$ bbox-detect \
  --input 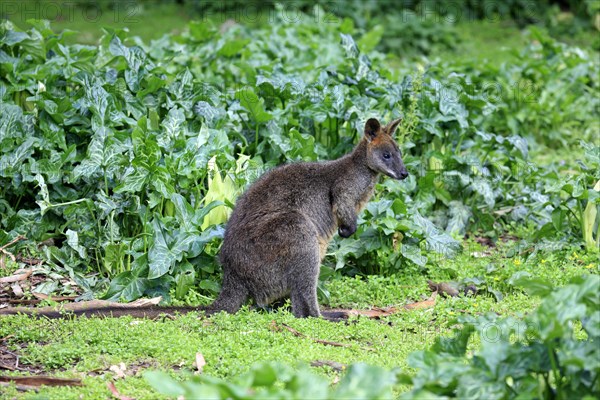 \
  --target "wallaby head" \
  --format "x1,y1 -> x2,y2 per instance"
363,118 -> 408,180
